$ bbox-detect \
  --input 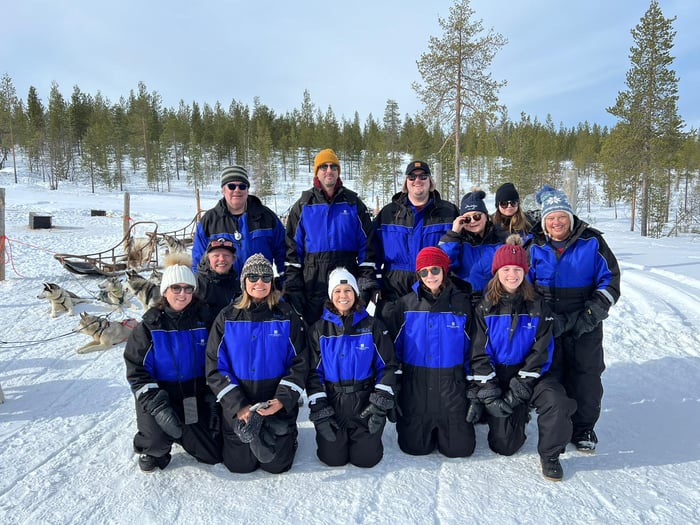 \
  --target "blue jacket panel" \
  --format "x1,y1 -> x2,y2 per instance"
192,196 -> 285,278
480,313 -> 552,371
146,327 -> 209,382
293,200 -> 368,259
528,219 -> 621,313
397,309 -> 469,371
